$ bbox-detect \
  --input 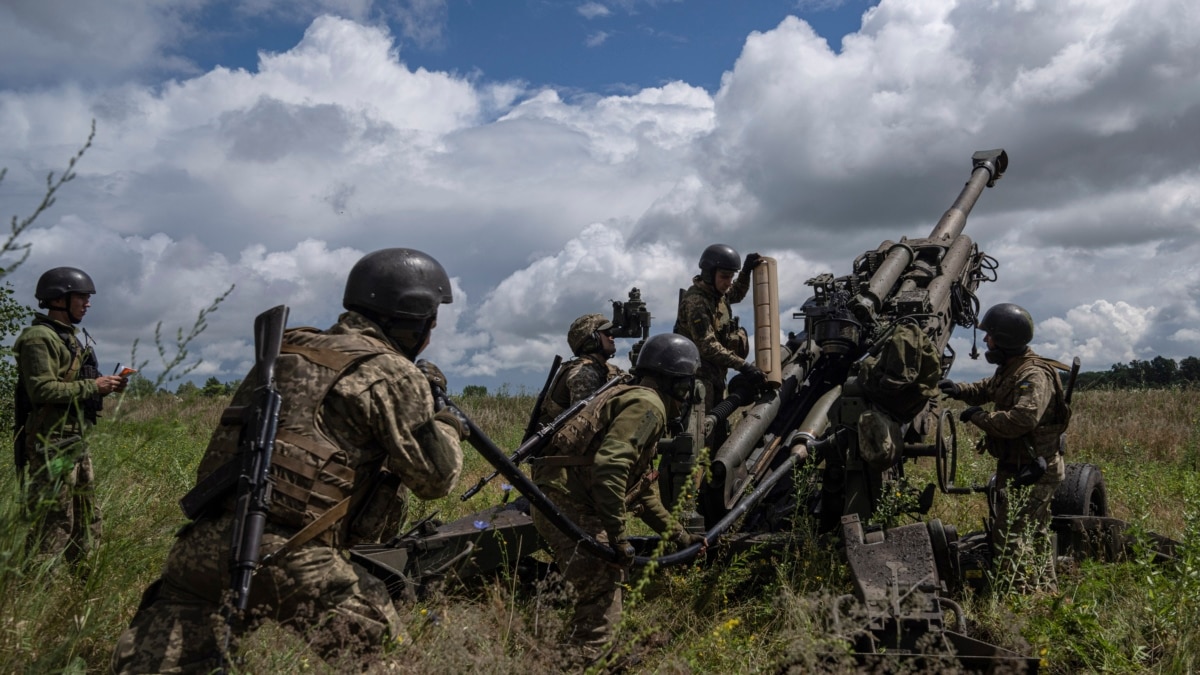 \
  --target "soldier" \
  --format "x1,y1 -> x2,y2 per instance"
112,248 -> 466,672
537,313 -> 624,425
674,245 -> 767,443
530,332 -> 706,665
13,266 -> 127,563
938,303 -> 1070,588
